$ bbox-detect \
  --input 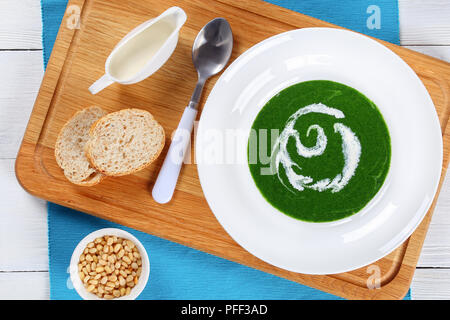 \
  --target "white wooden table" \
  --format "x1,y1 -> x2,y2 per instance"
0,0 -> 449,300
